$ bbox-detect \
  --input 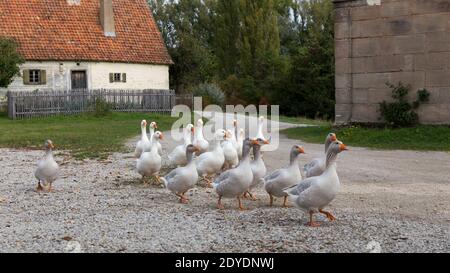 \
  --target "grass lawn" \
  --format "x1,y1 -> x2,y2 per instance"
277,115 -> 331,126
282,123 -> 450,151
0,112 -> 178,159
